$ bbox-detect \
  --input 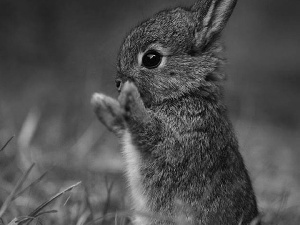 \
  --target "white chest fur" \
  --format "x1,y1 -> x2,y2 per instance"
122,130 -> 149,224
